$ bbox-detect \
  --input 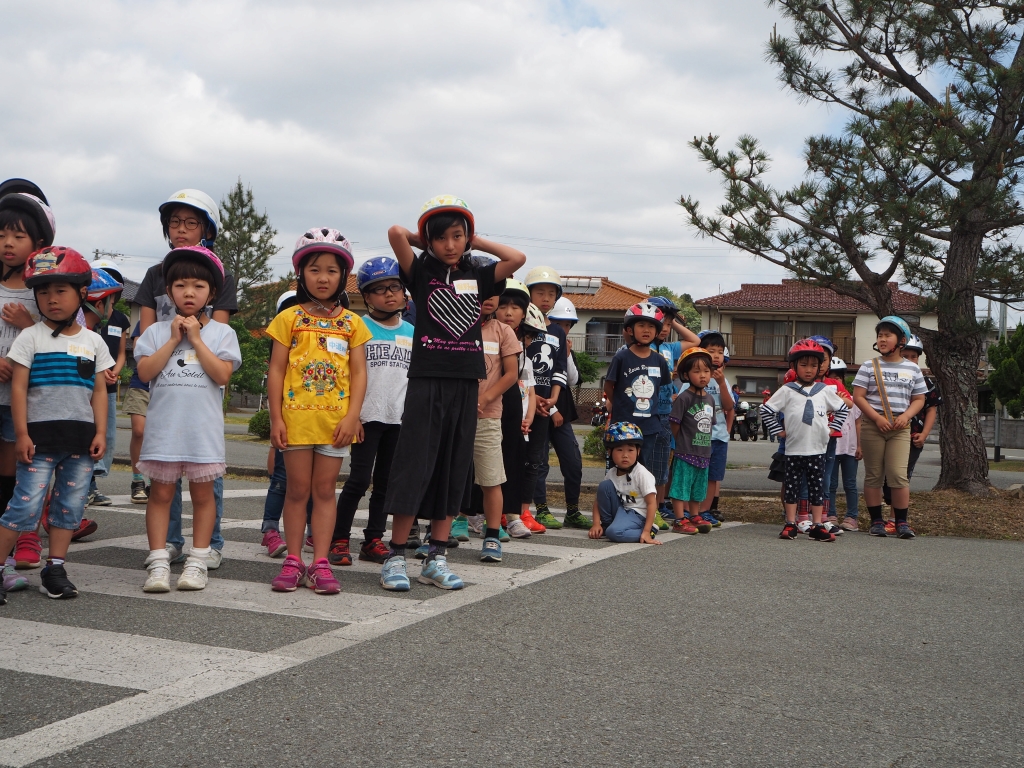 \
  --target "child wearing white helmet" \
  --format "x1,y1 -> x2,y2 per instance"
135,189 -> 240,572
376,196 -> 525,592
851,316 -> 928,538
523,266 -> 590,530
266,228 -> 370,595
532,293 -> 587,531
